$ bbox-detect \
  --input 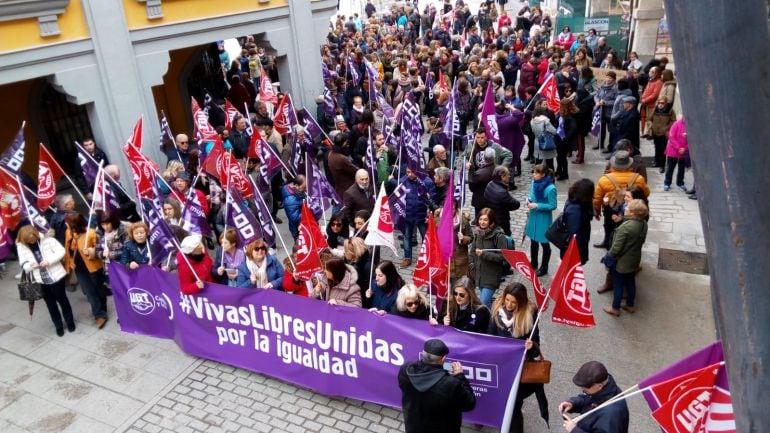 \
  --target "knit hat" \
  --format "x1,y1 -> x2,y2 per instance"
623,96 -> 637,104
180,235 -> 202,254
